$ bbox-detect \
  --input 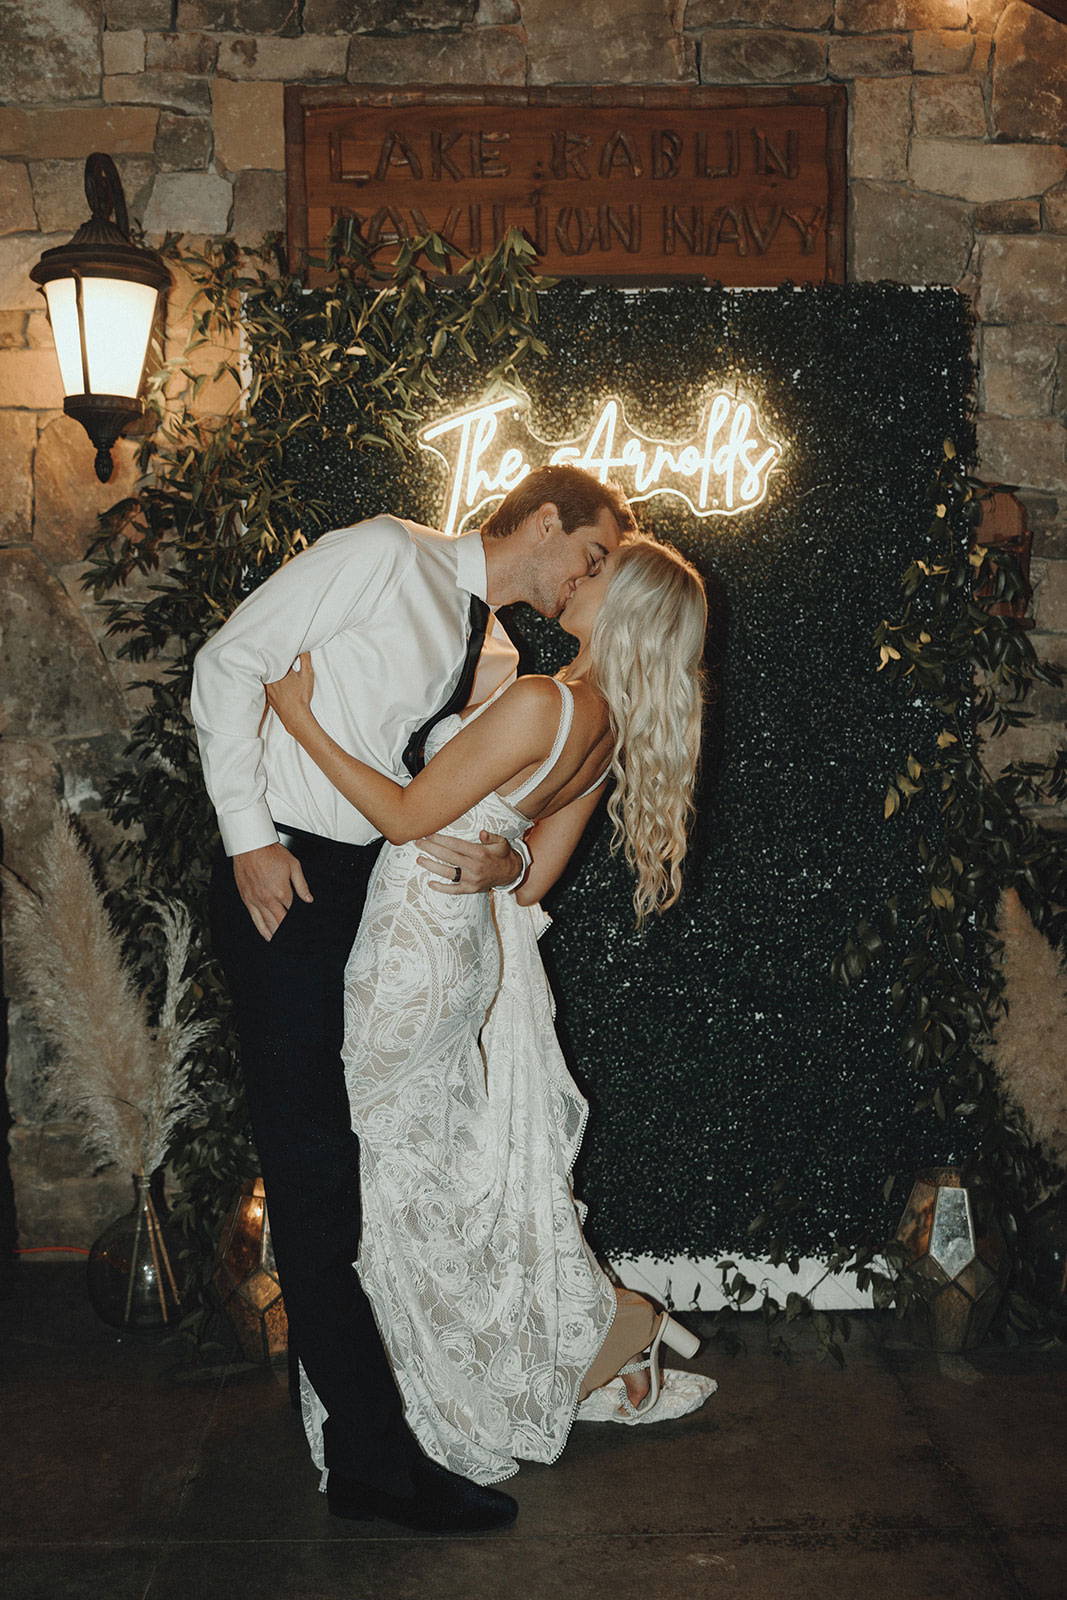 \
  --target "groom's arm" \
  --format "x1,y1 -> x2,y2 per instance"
191,520 -> 413,857
193,521 -> 414,939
